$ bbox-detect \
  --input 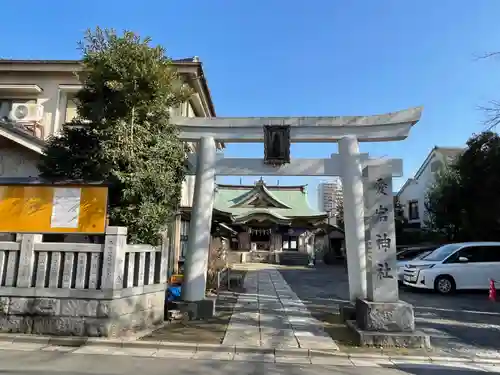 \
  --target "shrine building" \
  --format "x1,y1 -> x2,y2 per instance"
193,178 -> 344,264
